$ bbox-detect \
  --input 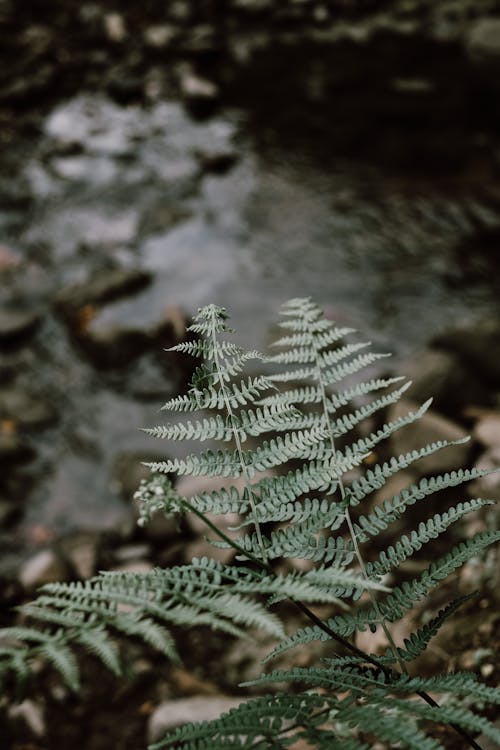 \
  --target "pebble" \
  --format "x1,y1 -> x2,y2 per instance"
148,696 -> 243,743
19,548 -> 68,590
55,266 -> 151,320
8,699 -> 46,738
473,412 -> 500,448
144,25 -> 177,49
59,533 -> 99,579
